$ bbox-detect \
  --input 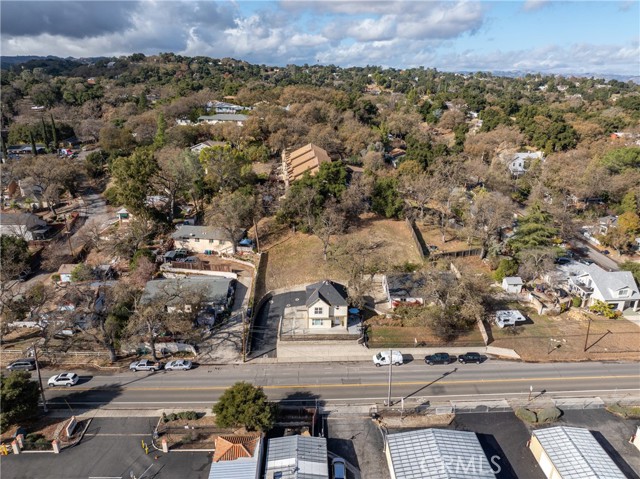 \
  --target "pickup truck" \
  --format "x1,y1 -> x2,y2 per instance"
129,359 -> 163,371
